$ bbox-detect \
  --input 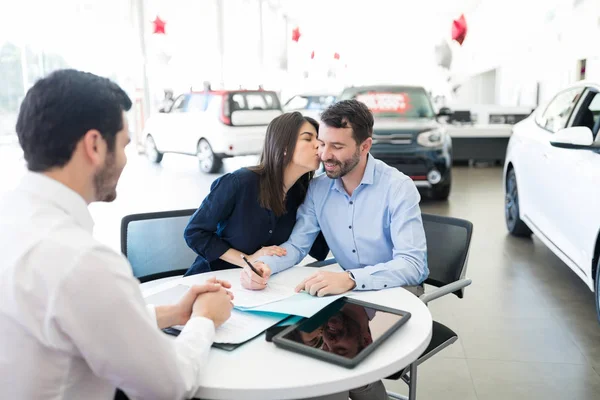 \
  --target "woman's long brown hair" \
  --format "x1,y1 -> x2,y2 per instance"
249,112 -> 319,216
